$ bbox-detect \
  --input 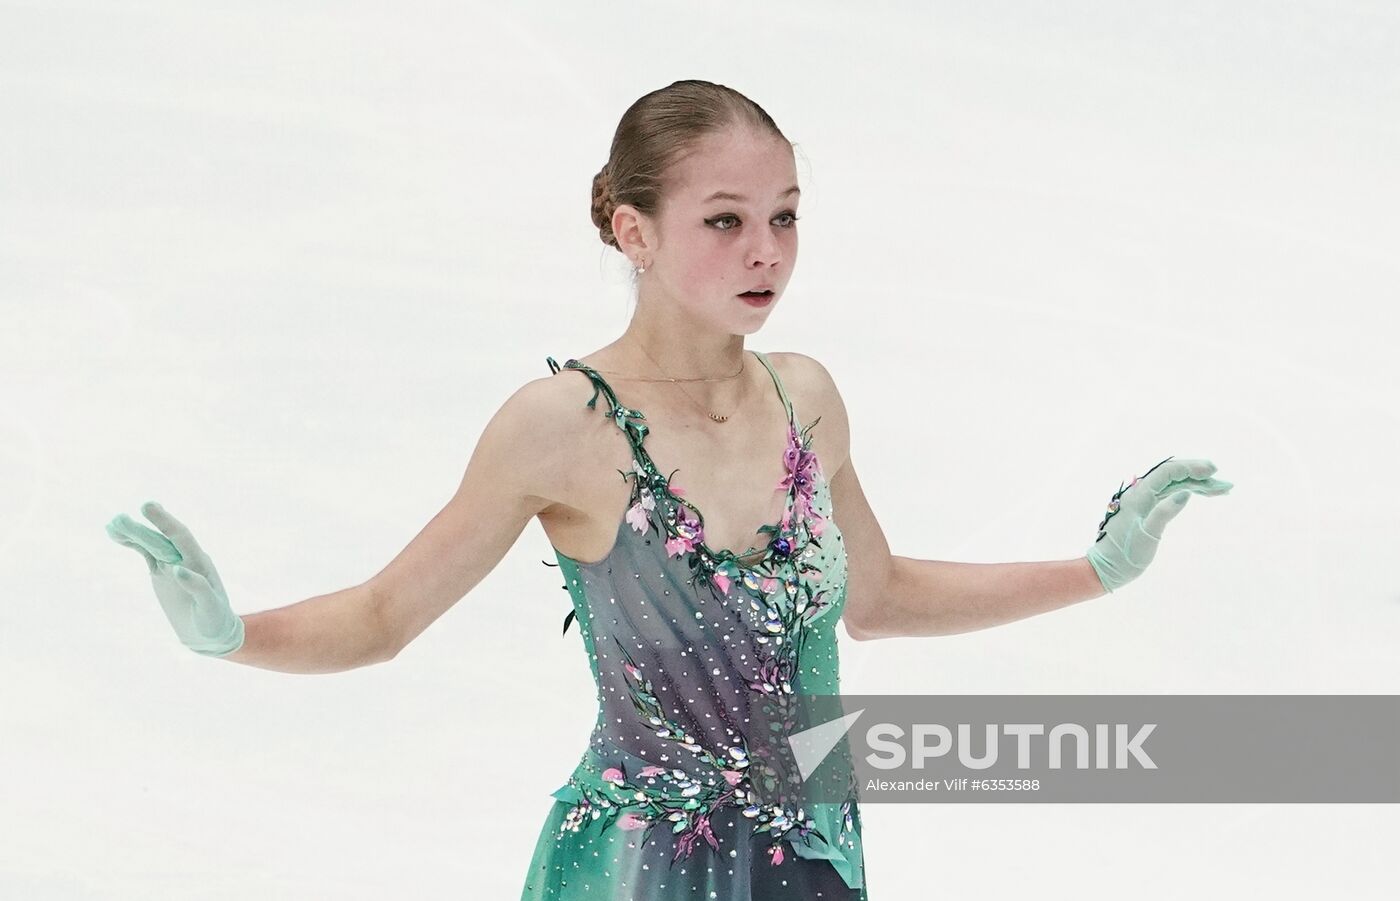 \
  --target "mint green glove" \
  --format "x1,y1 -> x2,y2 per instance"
105,501 -> 245,657
1085,456 -> 1233,593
